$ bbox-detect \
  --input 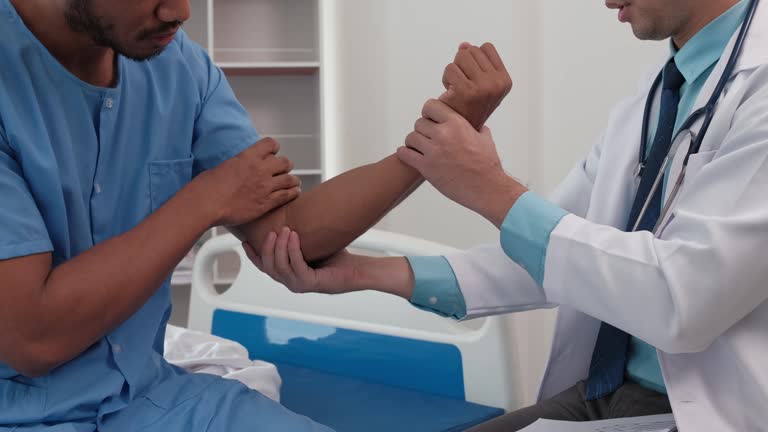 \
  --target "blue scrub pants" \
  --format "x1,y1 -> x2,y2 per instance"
5,374 -> 334,432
